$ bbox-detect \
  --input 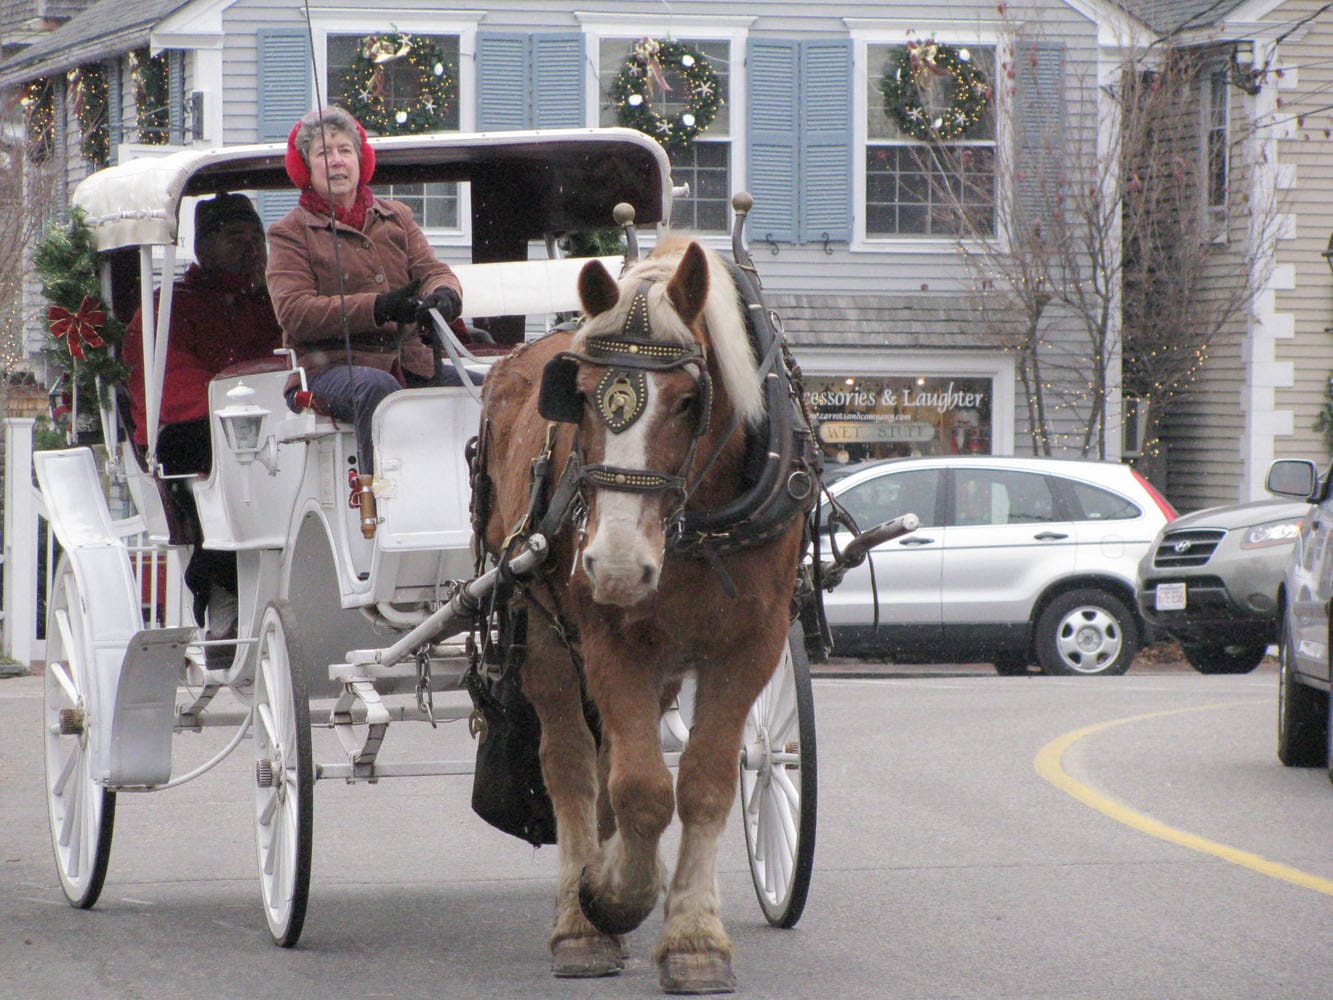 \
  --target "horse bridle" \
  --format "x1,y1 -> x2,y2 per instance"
537,283 -> 714,518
